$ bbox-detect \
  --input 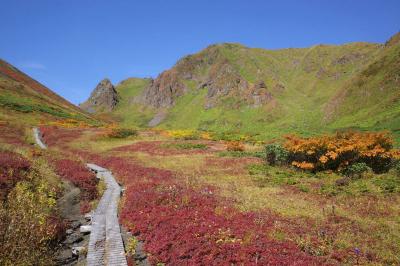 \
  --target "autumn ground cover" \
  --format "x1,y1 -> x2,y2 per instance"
38,126 -> 400,265
0,123 -> 66,265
